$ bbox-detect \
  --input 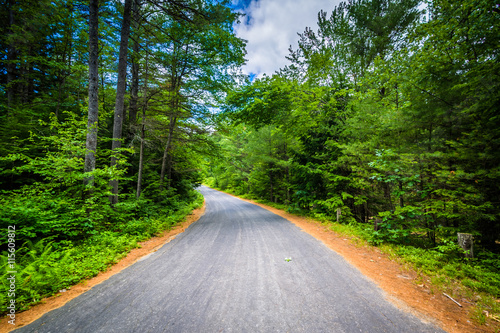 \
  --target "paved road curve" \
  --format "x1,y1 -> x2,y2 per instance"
14,186 -> 444,333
